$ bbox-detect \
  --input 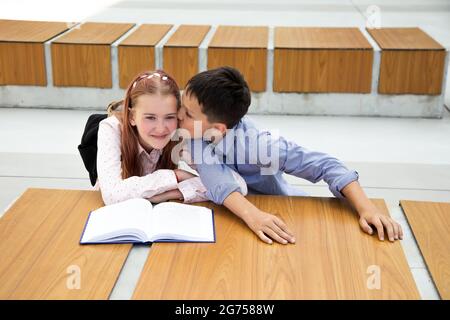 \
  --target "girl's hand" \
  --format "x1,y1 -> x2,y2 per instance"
148,189 -> 183,203
244,210 -> 296,245
358,209 -> 404,242
174,169 -> 196,182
